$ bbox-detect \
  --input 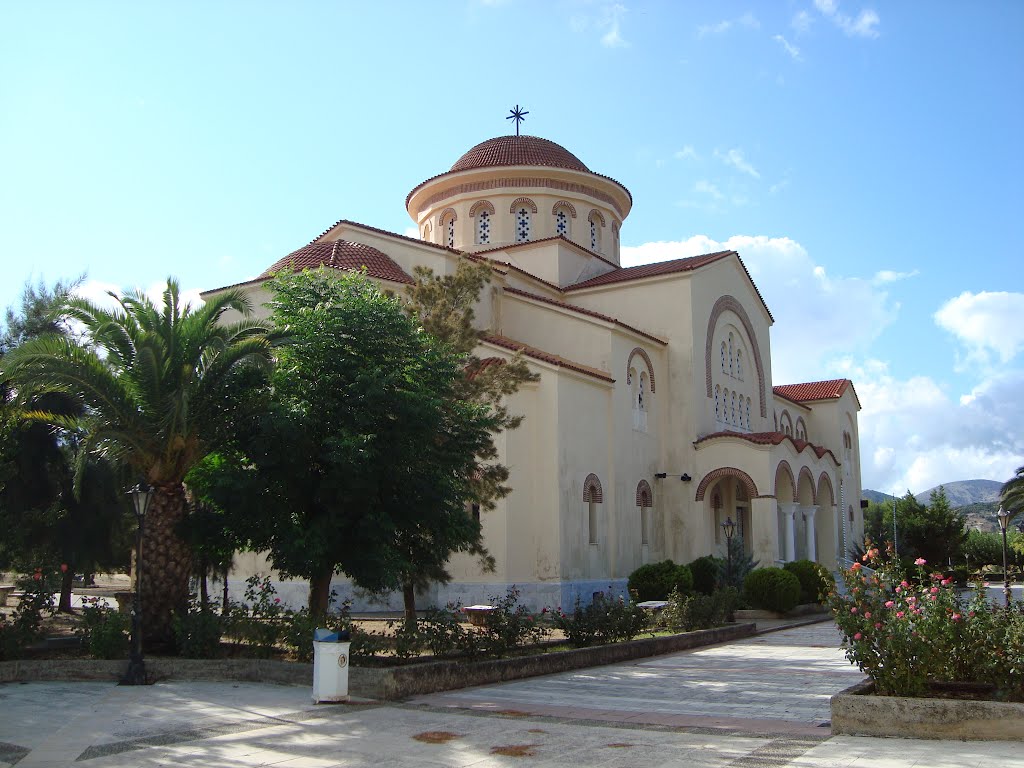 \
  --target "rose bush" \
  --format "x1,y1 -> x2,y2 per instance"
830,546 -> 1024,700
